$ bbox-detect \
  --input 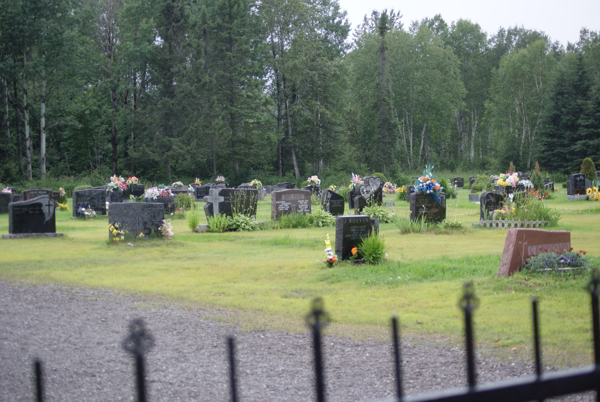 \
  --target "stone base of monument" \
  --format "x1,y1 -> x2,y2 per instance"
474,220 -> 549,229
3,233 -> 64,239
568,195 -> 589,200
196,224 -> 209,233
468,193 -> 480,202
